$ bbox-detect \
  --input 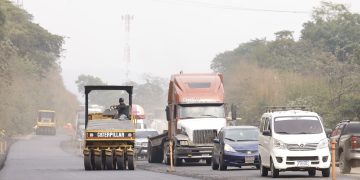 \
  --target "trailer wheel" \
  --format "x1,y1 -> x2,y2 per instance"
106,151 -> 115,170
84,151 -> 94,170
117,154 -> 126,170
127,155 -> 135,170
